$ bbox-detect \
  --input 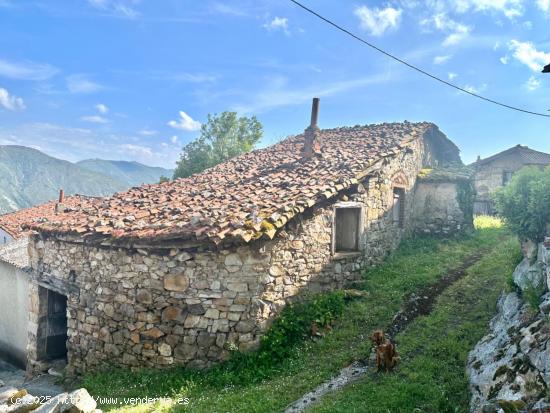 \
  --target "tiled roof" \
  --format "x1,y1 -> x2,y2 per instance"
0,196 -> 92,239
25,122 -> 438,245
474,145 -> 550,167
